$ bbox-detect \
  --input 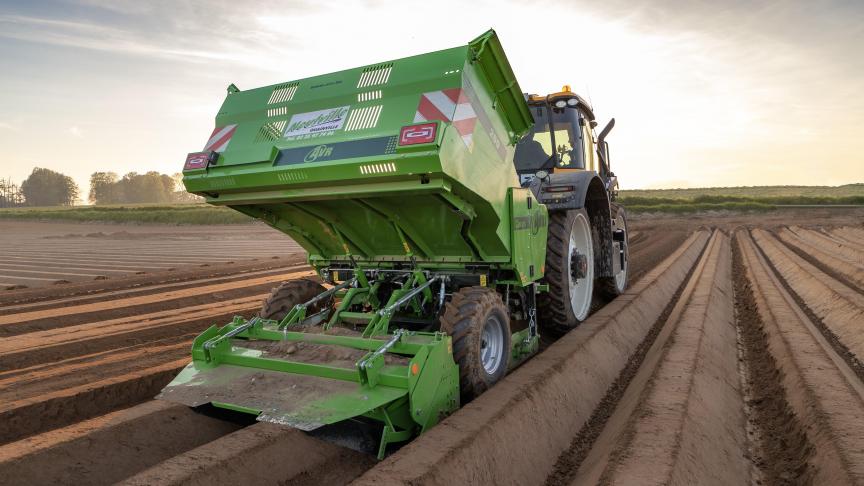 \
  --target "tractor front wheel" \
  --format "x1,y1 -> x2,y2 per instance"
439,287 -> 511,403
260,278 -> 327,321
597,203 -> 629,300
